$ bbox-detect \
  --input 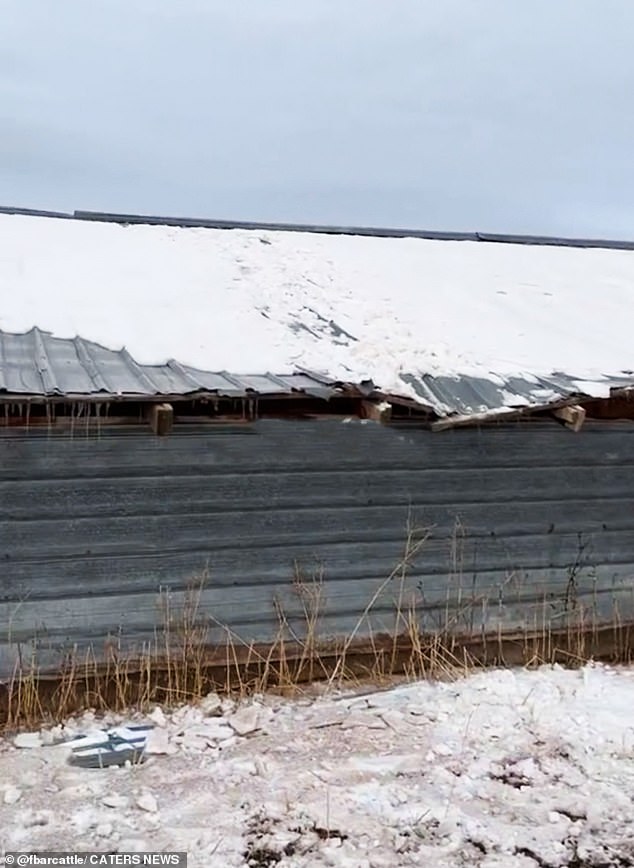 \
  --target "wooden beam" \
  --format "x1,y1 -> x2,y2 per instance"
147,402 -> 173,436
360,400 -> 392,423
552,404 -> 586,432
431,407 -> 521,432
